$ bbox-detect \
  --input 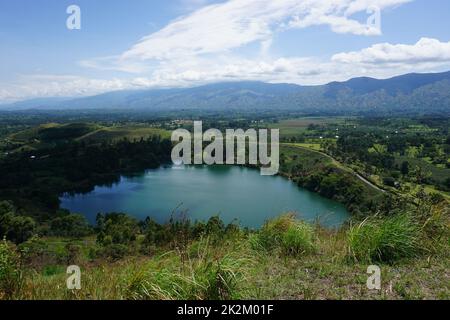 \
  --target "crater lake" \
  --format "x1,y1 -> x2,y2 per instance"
60,165 -> 350,228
